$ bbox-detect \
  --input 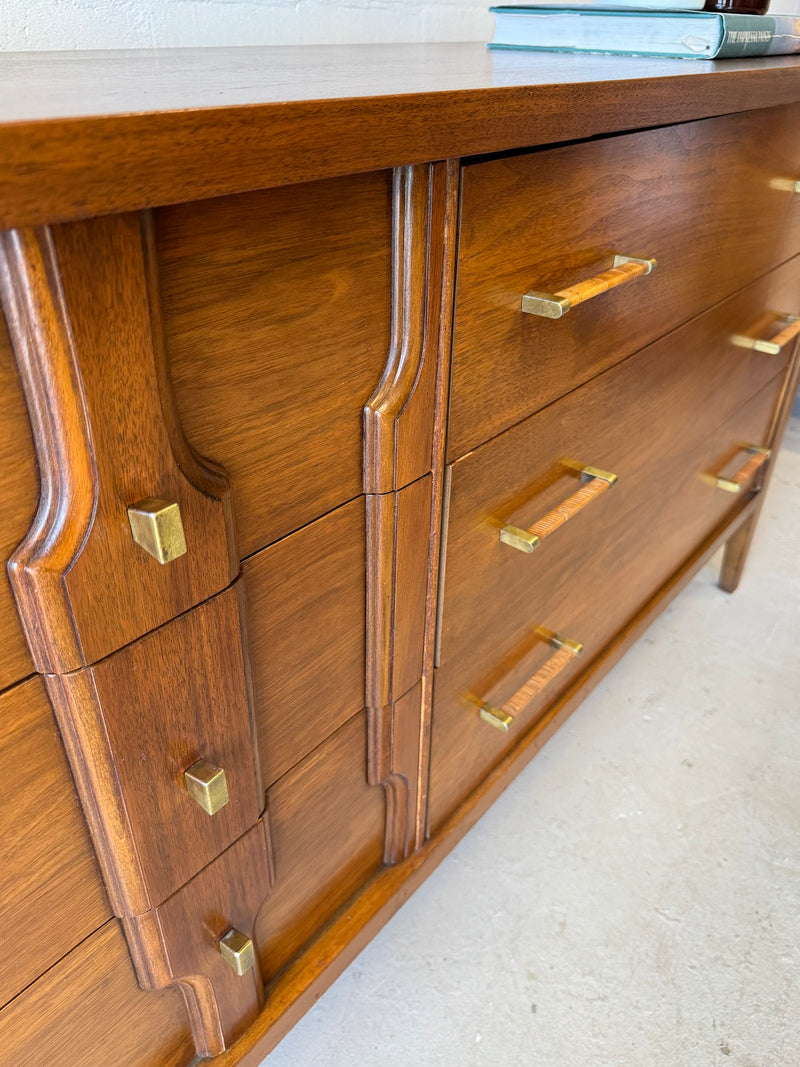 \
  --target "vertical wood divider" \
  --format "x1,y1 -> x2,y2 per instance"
364,160 -> 459,861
